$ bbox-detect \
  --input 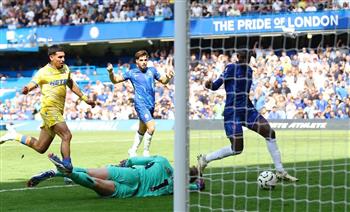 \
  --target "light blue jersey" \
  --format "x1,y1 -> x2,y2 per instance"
122,67 -> 161,123
122,67 -> 161,110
